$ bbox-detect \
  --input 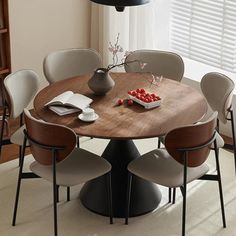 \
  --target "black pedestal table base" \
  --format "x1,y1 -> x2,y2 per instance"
79,140 -> 162,218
